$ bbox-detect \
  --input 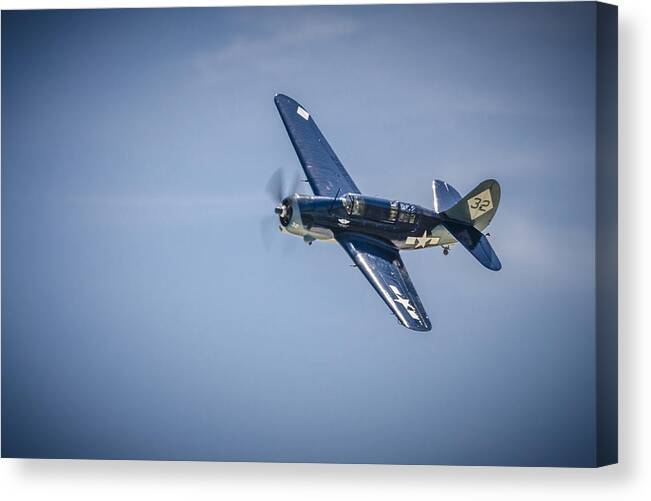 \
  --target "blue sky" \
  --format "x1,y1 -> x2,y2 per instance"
2,3 -> 599,465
